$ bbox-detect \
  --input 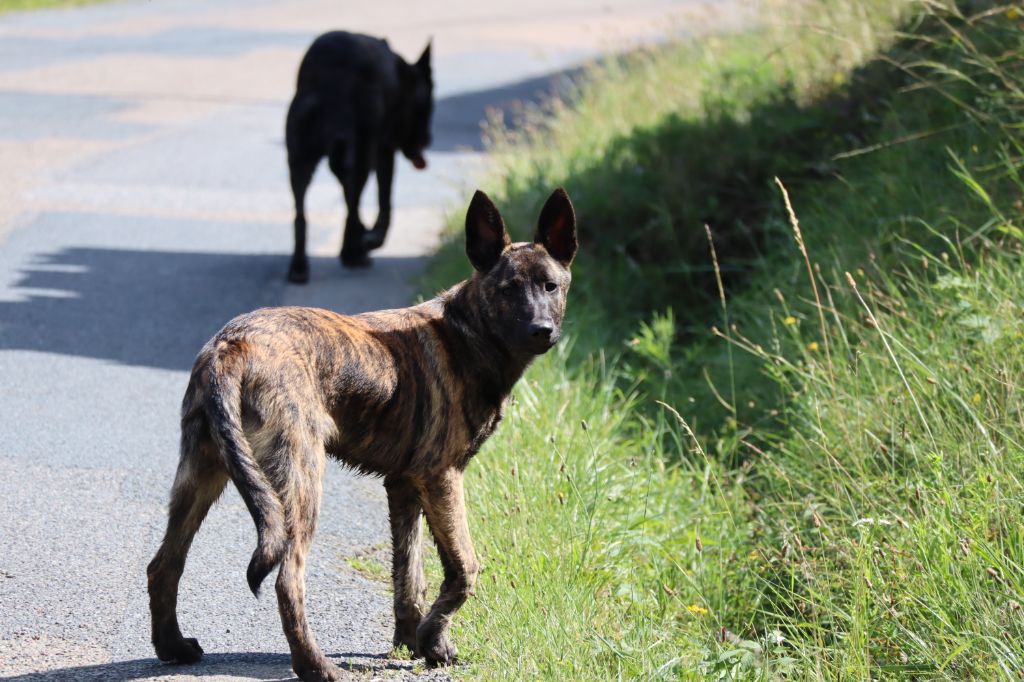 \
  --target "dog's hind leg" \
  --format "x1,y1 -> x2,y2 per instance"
147,435 -> 227,664
330,142 -> 371,268
384,475 -> 427,652
363,147 -> 394,252
287,154 -> 318,284
417,469 -> 479,666
271,438 -> 341,682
